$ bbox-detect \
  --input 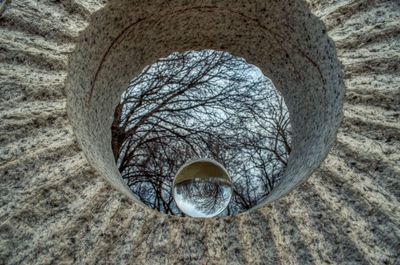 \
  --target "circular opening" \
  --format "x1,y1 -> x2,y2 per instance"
112,50 -> 292,216
66,0 -> 344,218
